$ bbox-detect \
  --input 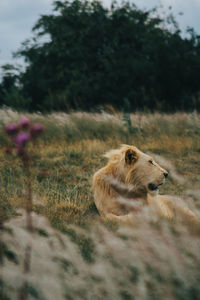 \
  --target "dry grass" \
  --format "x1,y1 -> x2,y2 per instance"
0,109 -> 200,299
